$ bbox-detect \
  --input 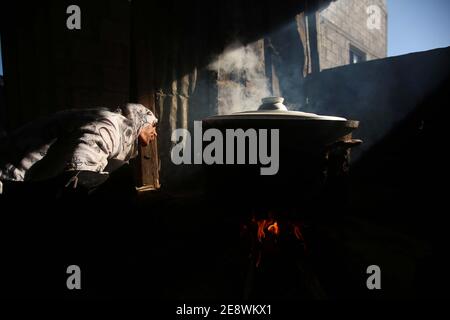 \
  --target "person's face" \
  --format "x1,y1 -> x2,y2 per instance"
138,124 -> 157,146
